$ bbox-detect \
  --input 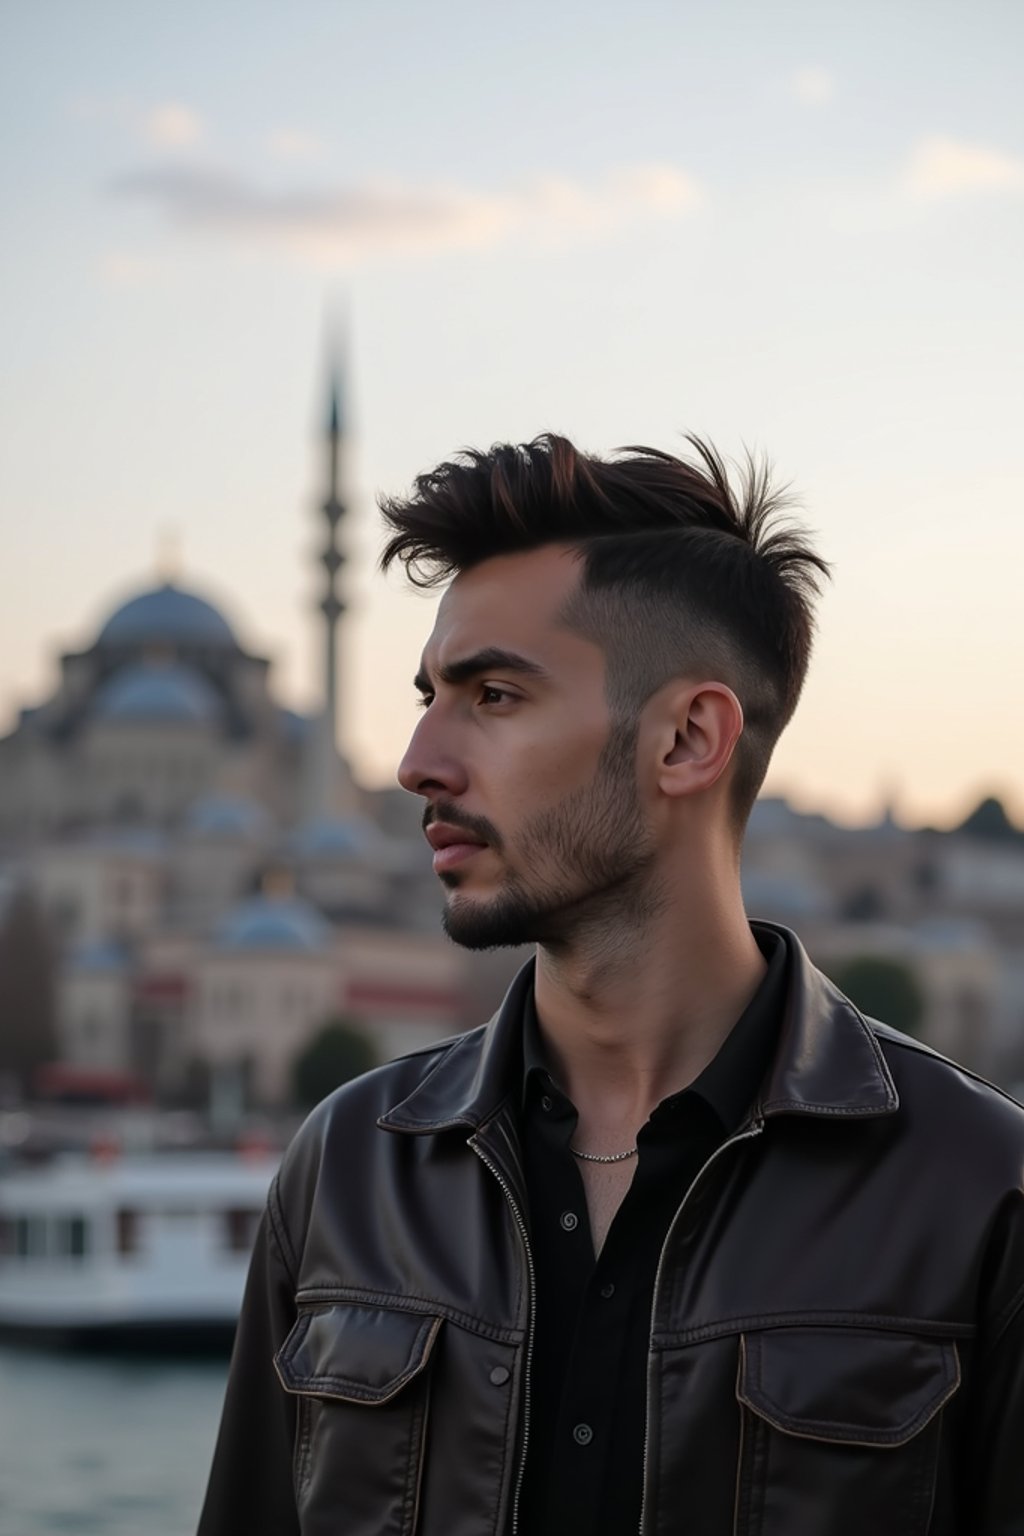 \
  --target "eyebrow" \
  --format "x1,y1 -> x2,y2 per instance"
414,647 -> 551,695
